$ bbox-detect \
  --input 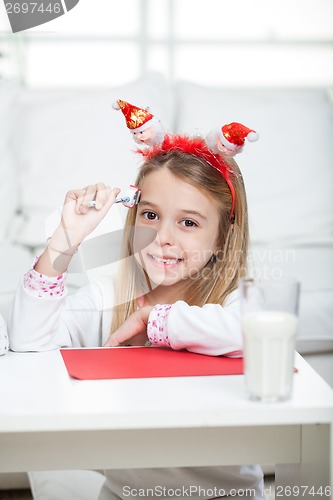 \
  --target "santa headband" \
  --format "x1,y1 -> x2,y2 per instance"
113,99 -> 259,222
